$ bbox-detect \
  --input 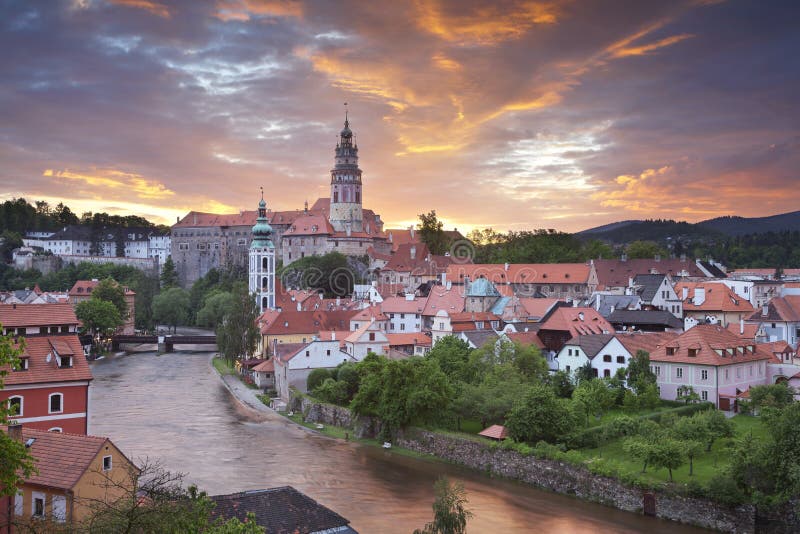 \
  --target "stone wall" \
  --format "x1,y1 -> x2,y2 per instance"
289,391 -> 381,439
60,254 -> 158,273
396,429 -> 754,533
